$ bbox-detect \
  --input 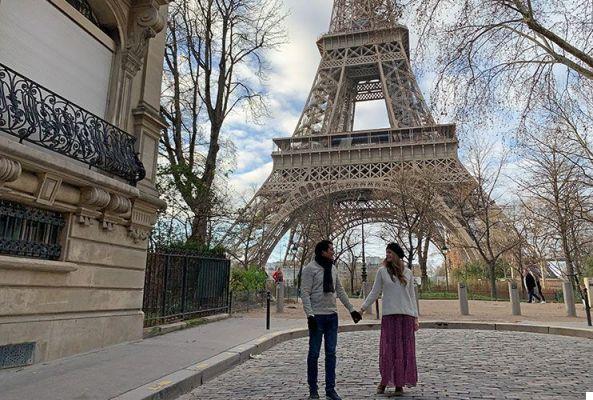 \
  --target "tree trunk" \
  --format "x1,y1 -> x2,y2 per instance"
189,206 -> 210,245
489,261 -> 498,299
